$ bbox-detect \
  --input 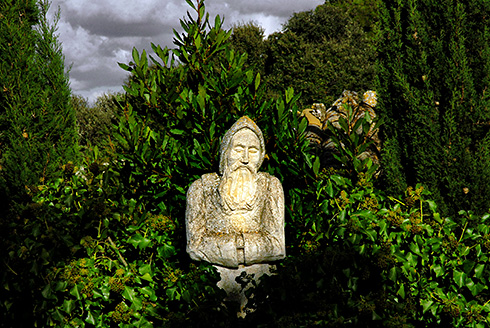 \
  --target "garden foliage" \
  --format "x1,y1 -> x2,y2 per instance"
24,0 -> 312,326
3,0 -> 490,327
